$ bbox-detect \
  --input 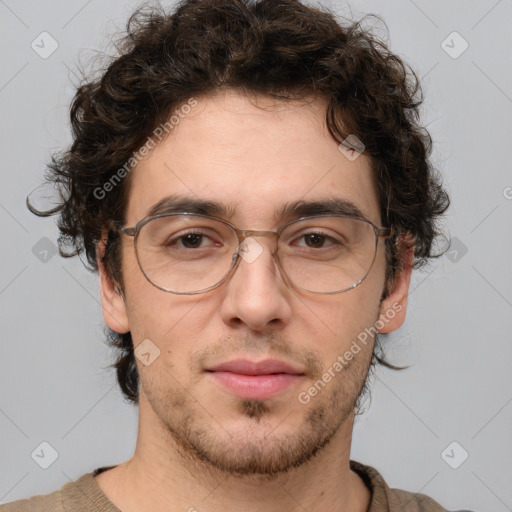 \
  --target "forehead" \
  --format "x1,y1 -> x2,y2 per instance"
126,89 -> 380,226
